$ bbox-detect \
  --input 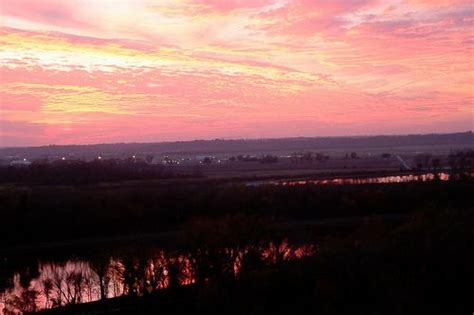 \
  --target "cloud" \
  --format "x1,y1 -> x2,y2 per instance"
0,0 -> 91,30
0,0 -> 472,146
407,0 -> 473,7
